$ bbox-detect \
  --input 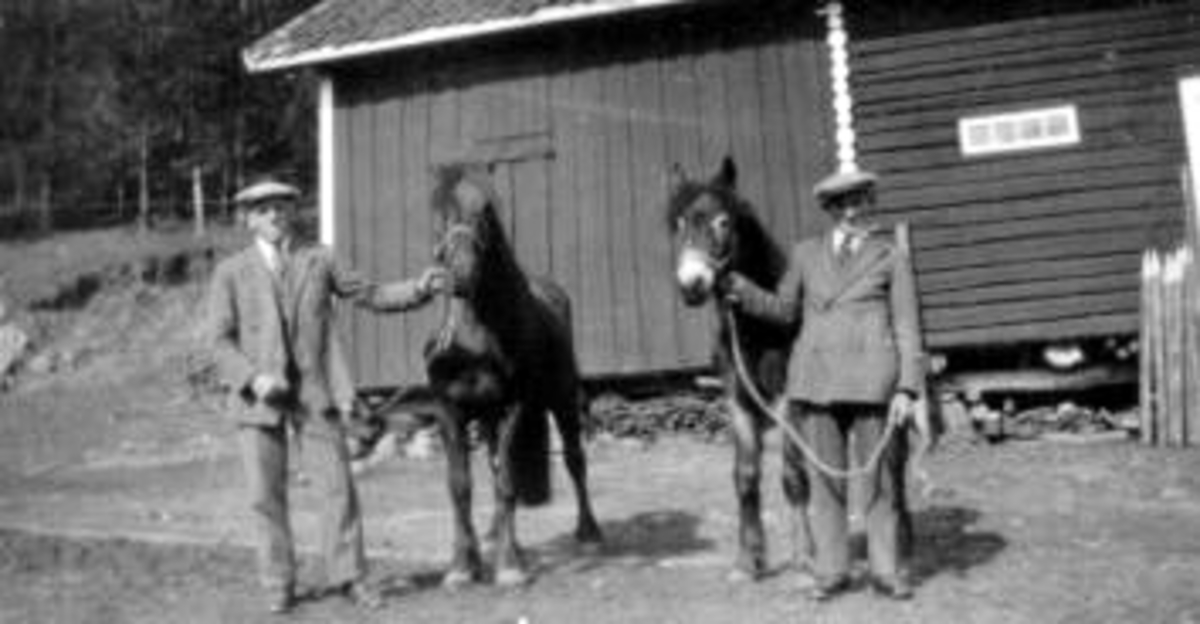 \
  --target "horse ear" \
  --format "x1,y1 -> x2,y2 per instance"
667,163 -> 687,194
715,156 -> 737,189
